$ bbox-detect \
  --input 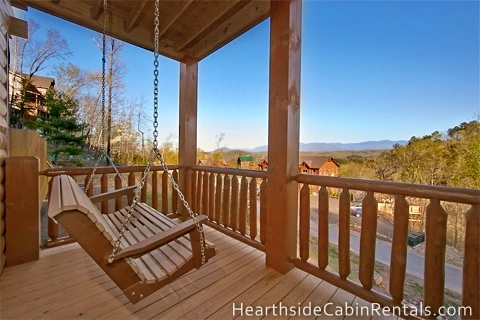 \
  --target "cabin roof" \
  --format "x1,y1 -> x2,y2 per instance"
299,156 -> 340,169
